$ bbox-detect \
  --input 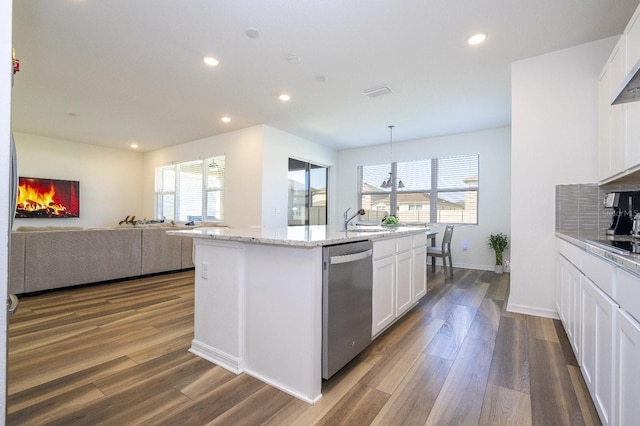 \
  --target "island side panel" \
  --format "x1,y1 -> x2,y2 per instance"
243,243 -> 323,404
190,239 -> 244,373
